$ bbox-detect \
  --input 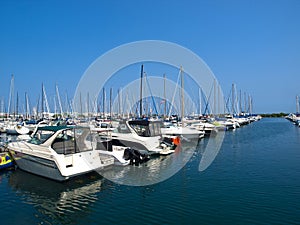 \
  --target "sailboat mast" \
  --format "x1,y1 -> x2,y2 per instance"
87,92 -> 90,119
239,89 -> 242,114
41,83 -> 44,119
0,97 -> 4,118
180,66 -> 184,127
199,88 -> 202,116
102,88 -> 105,117
296,95 -> 299,114
16,92 -> 19,117
110,88 -> 112,119
231,83 -> 235,115
36,95 -> 40,119
56,84 -> 63,116
164,74 -> 166,117
140,64 -> 144,118
213,79 -> 217,116
79,92 -> 82,117
43,85 -> 50,115
25,92 -> 30,119
7,74 -> 14,118
218,84 -> 222,115
118,89 -> 120,116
